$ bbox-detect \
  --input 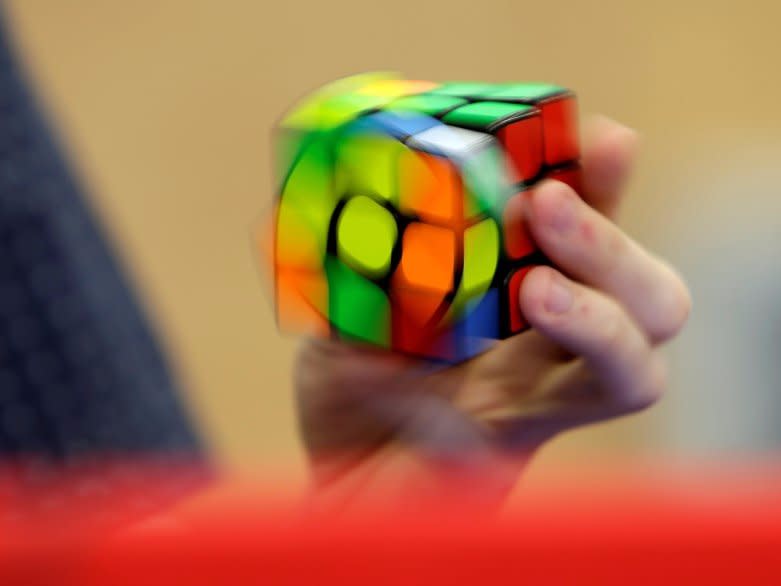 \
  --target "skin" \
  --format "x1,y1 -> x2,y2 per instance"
294,117 -> 692,512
